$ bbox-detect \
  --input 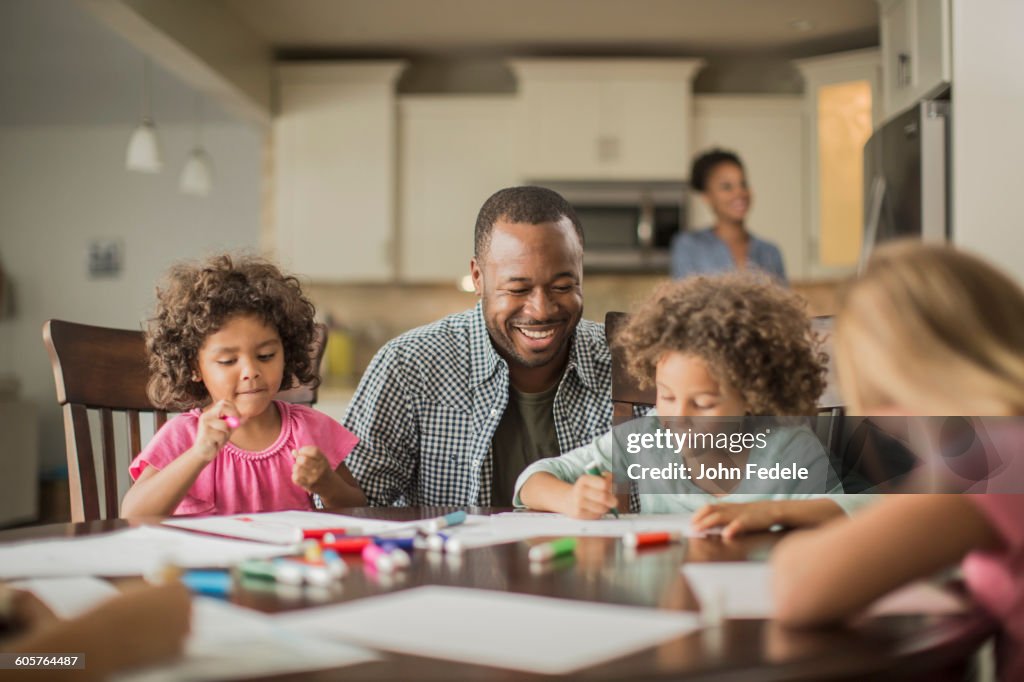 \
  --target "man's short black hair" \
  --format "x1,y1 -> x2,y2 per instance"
474,186 -> 584,259
690,148 -> 744,192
